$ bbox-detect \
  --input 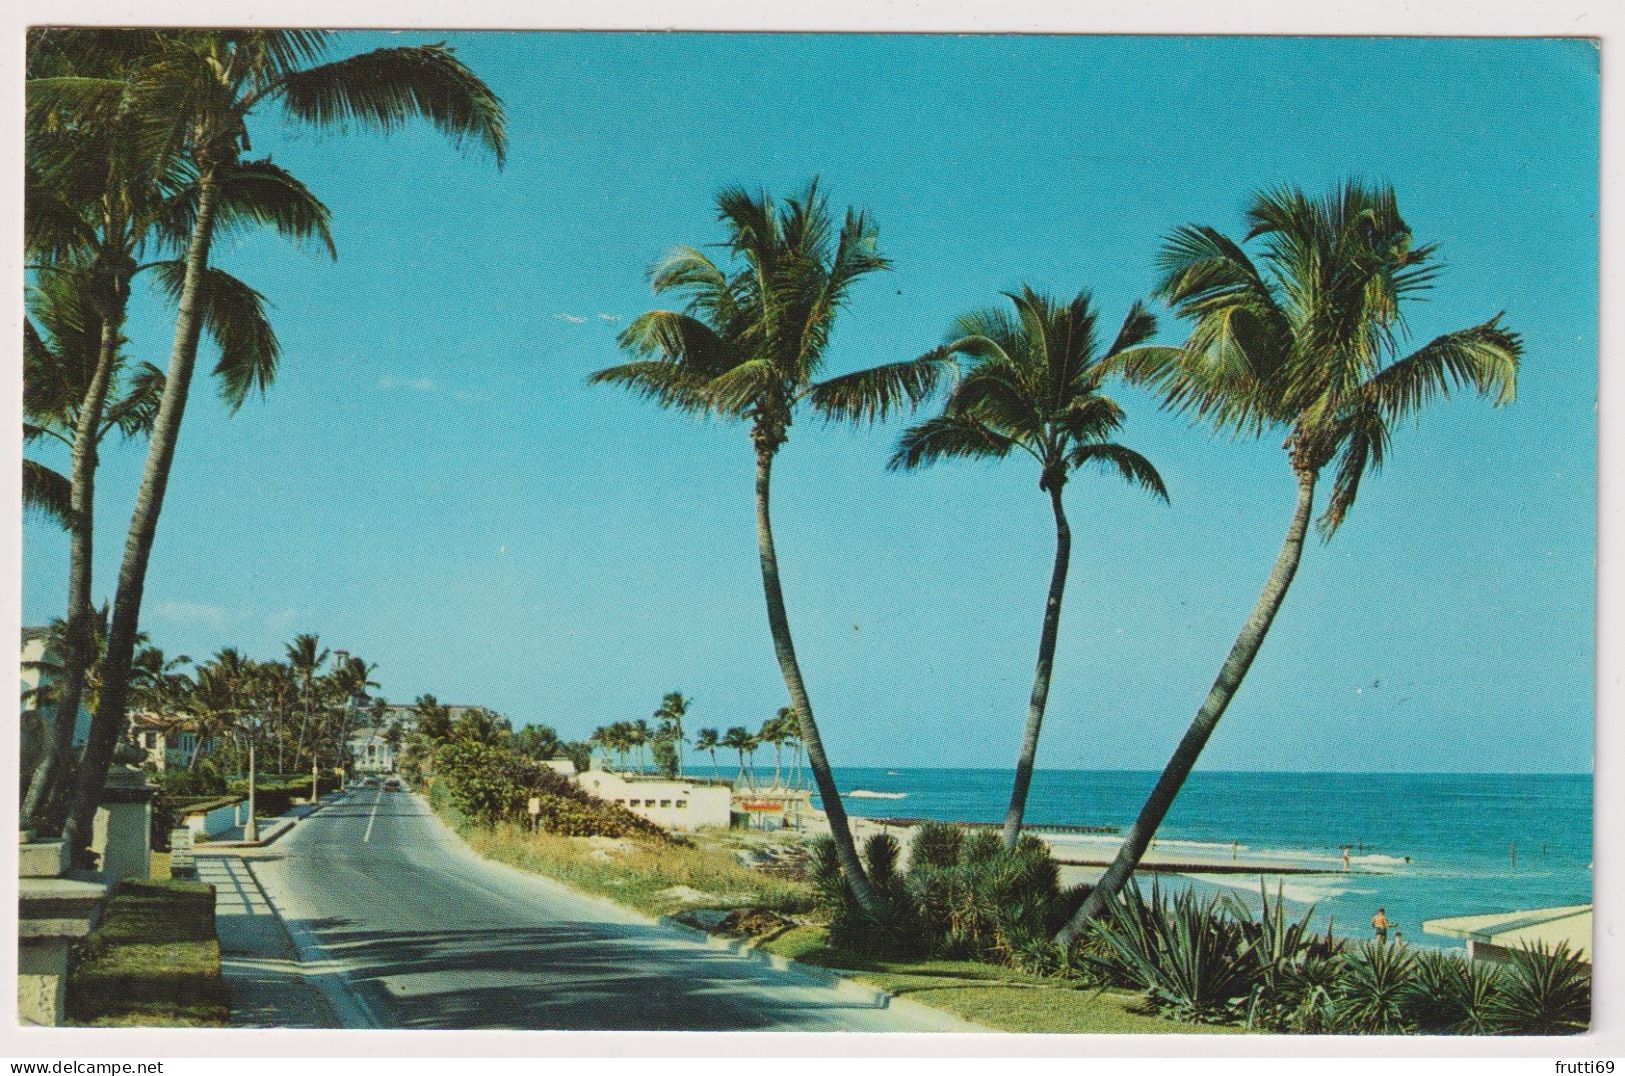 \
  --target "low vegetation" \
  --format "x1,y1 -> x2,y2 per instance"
430,739 -> 672,840
67,880 -> 229,1027
808,823 -> 1590,1035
